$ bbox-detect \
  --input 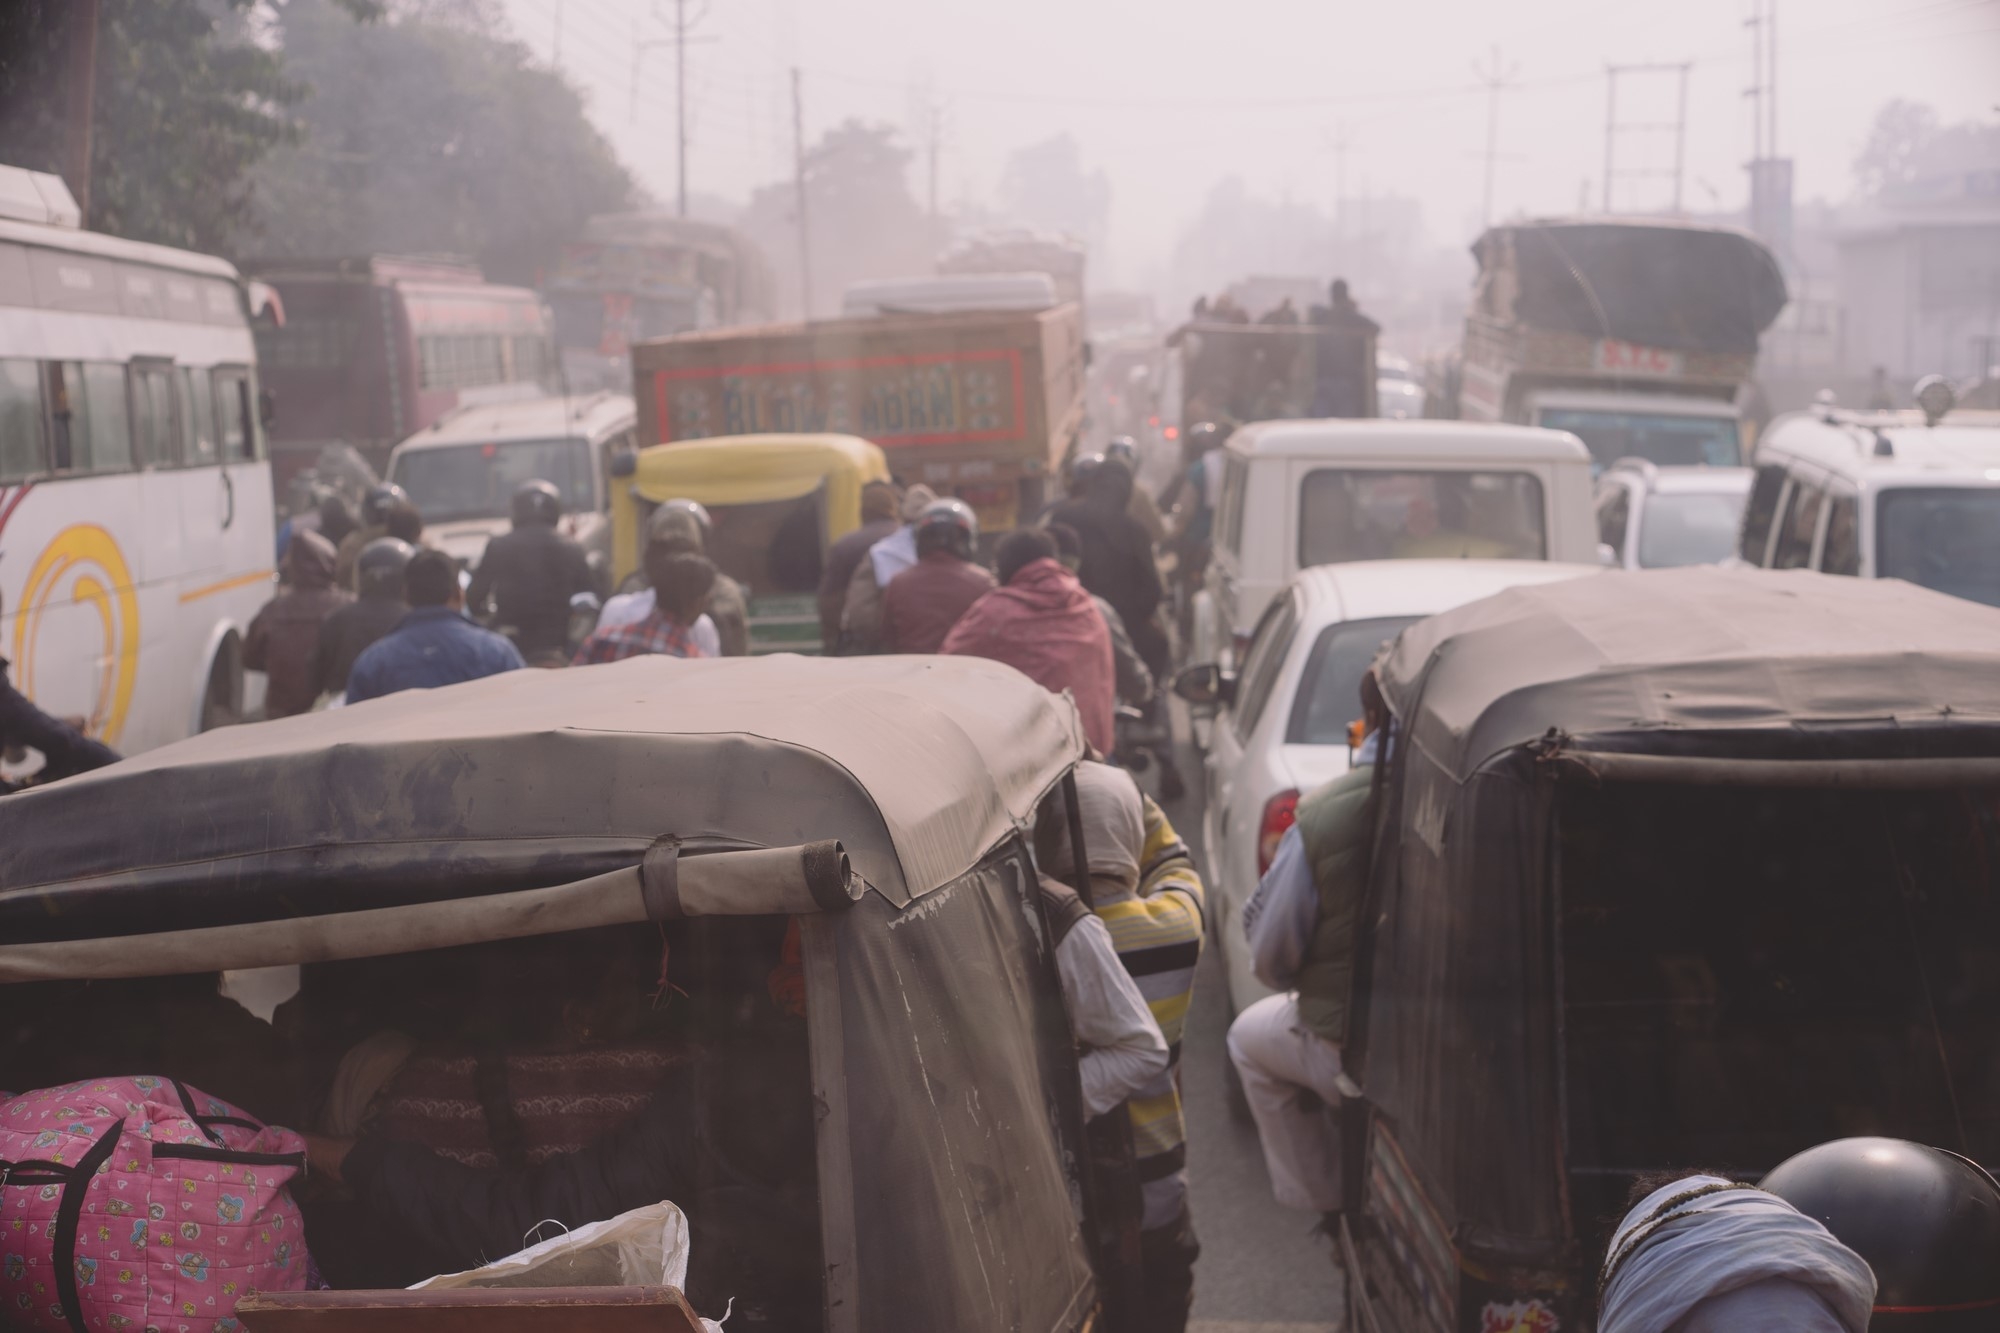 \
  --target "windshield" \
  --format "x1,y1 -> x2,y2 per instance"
1637,490 -> 1747,568
1285,615 -> 1421,744
1539,407 -> 1741,469
390,436 -> 595,523
1877,487 -> 2000,607
1299,468 -> 1546,566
